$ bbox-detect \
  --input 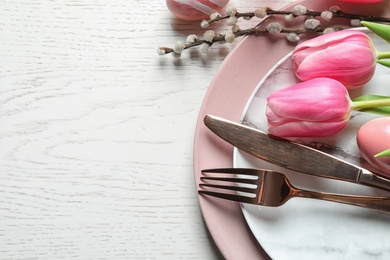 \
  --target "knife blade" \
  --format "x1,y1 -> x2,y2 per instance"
204,114 -> 390,193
